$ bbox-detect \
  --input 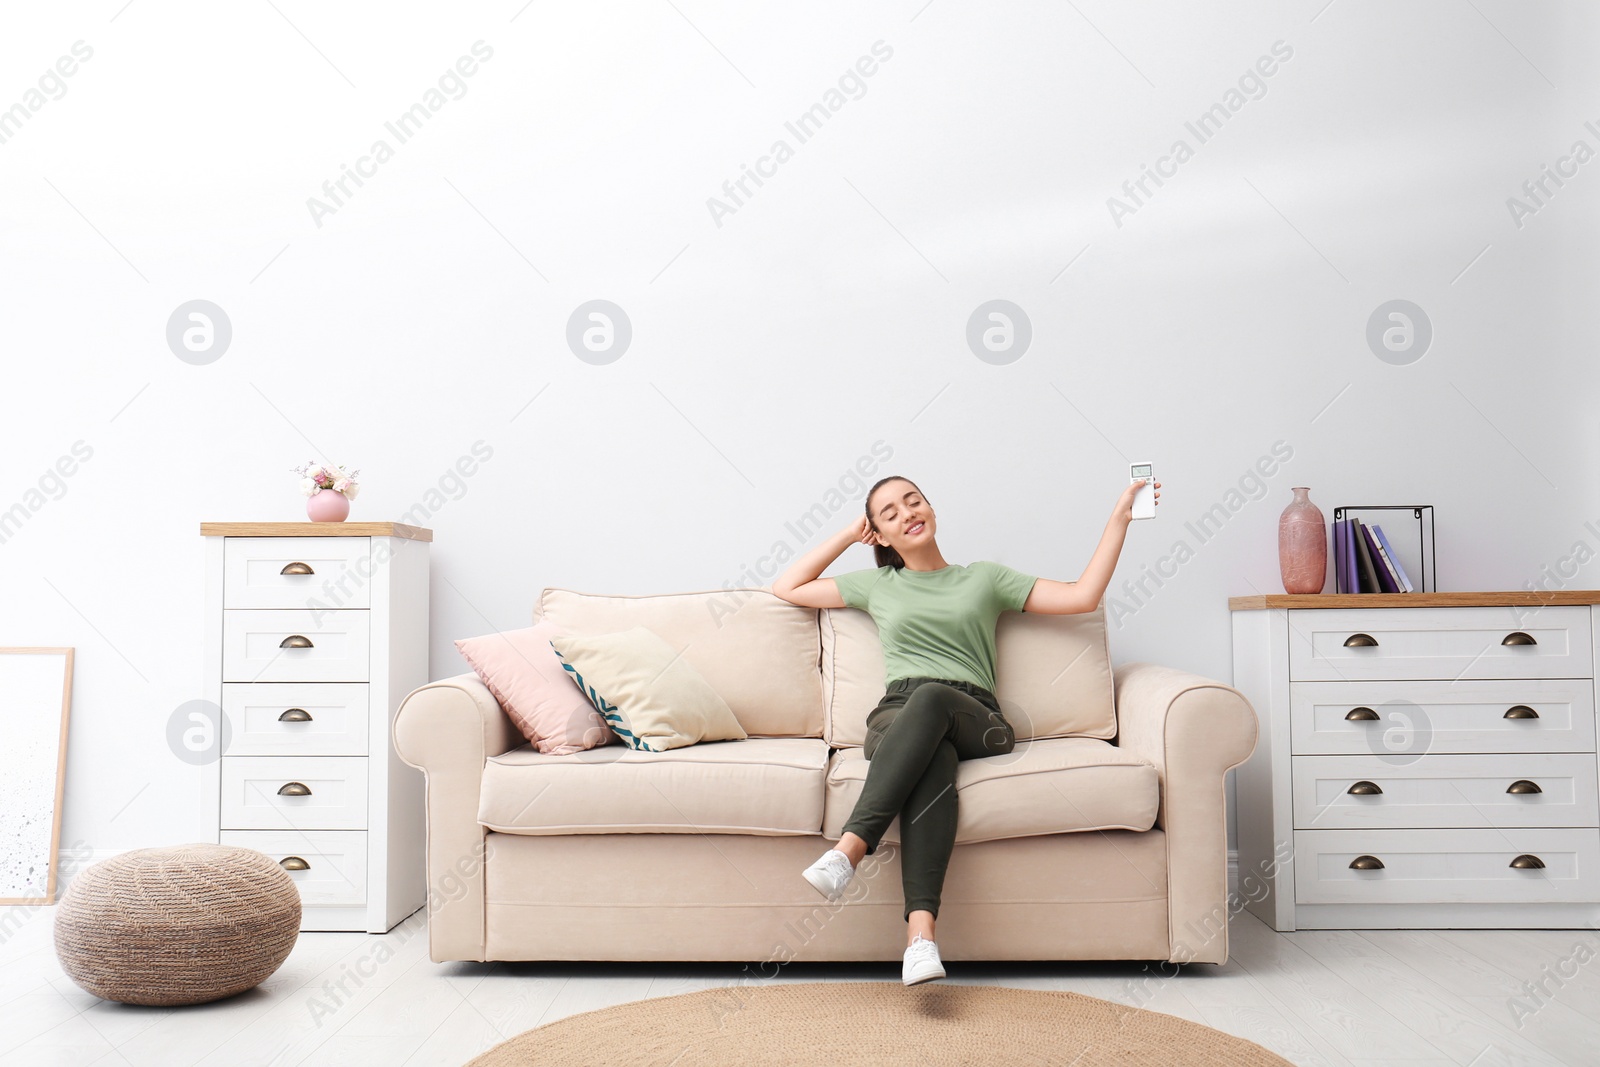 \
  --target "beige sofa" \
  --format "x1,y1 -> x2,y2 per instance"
393,586 -> 1258,965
